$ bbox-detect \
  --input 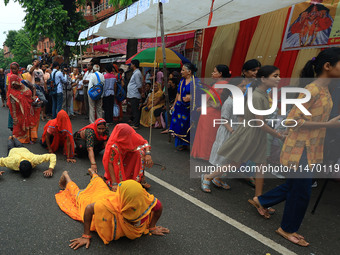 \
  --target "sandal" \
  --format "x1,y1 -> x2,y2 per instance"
201,174 -> 211,193
141,182 -> 151,189
246,178 -> 256,188
161,129 -> 169,134
212,178 -> 231,190
248,198 -> 270,219
275,228 -> 309,247
266,207 -> 276,215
